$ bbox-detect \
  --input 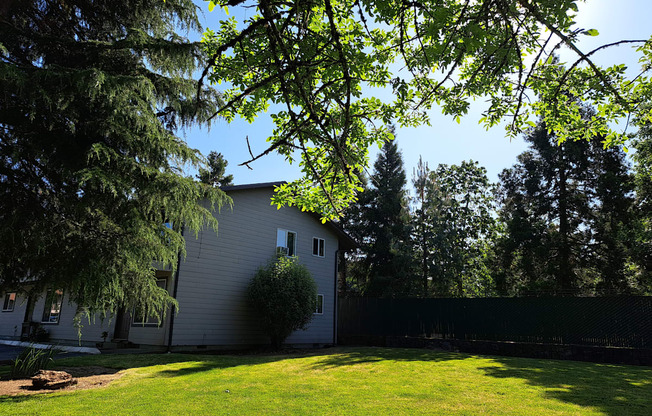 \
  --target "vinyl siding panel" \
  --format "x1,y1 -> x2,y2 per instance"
128,318 -> 170,346
172,187 -> 338,347
31,291 -> 113,345
0,291 -> 27,340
